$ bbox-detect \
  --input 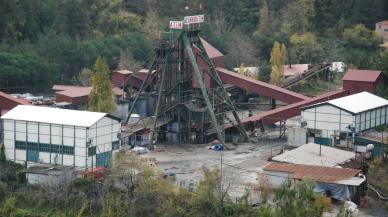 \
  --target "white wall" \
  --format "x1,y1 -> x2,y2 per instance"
355,106 -> 388,132
302,104 -> 354,137
2,115 -> 121,168
303,104 -> 388,138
